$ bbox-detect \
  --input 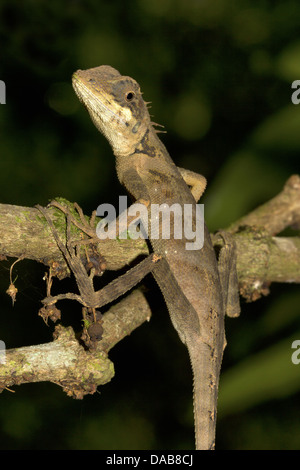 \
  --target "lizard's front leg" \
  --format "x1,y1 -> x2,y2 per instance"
37,203 -> 162,310
96,197 -> 150,240
178,167 -> 207,202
